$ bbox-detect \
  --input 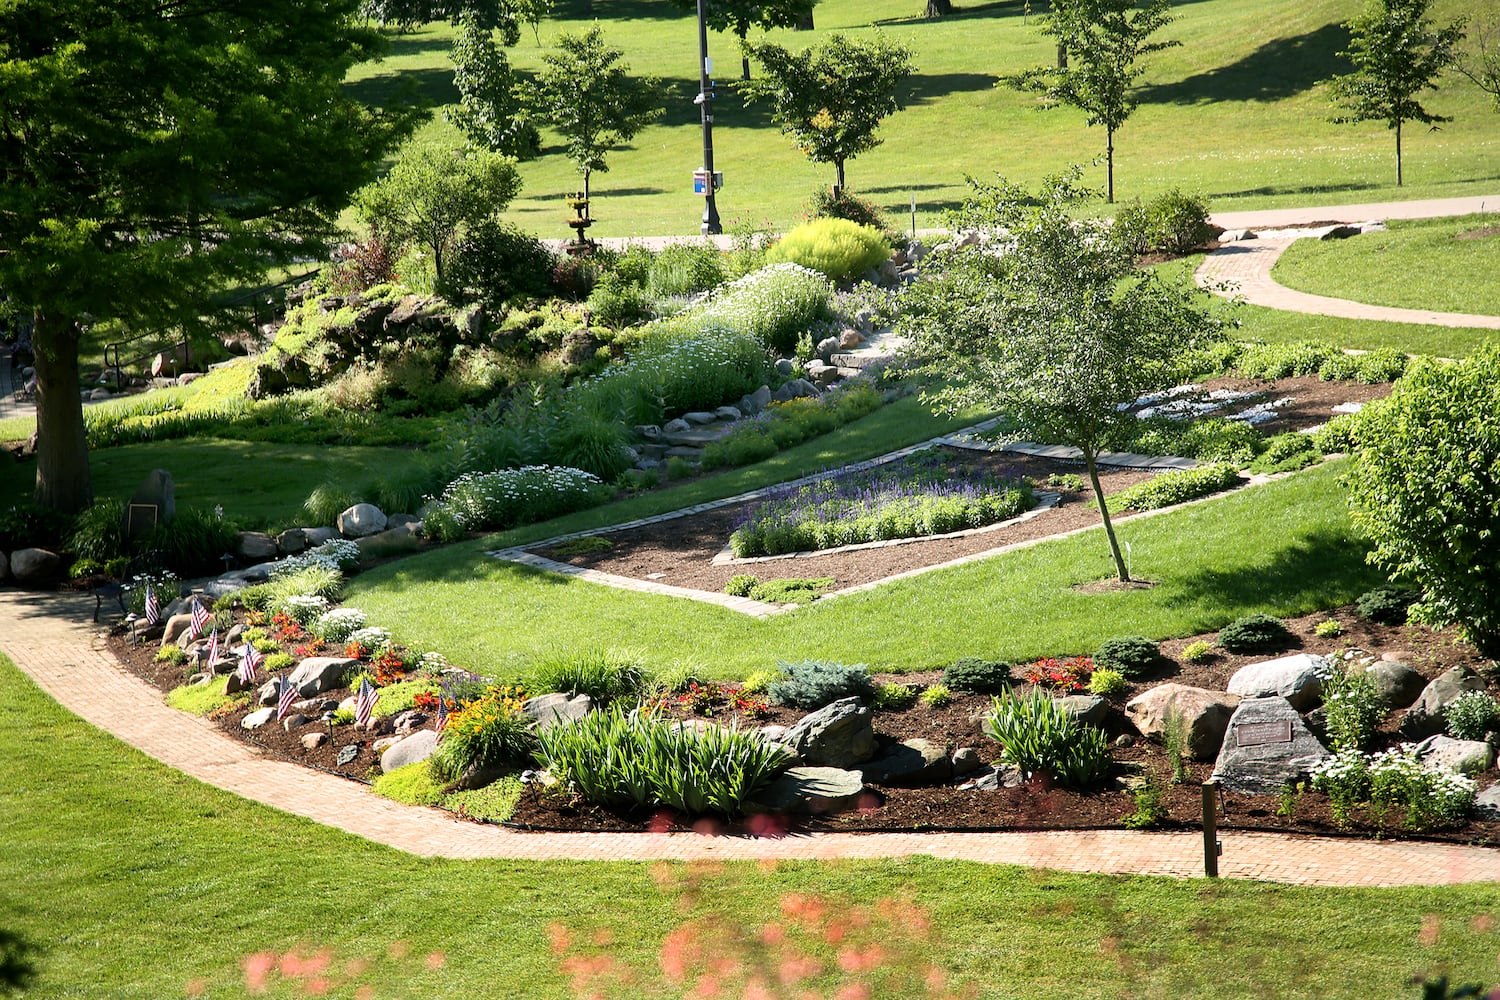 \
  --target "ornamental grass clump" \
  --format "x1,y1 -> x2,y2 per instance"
429,685 -> 533,784
534,704 -> 792,817
528,648 -> 648,704
985,687 -> 1111,789
425,465 -> 608,542
768,660 -> 874,709
731,451 -> 1033,557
